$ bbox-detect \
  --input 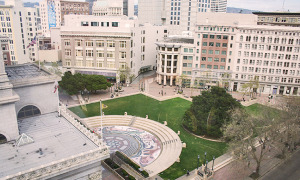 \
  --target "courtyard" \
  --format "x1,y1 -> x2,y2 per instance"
70,94 -> 227,179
